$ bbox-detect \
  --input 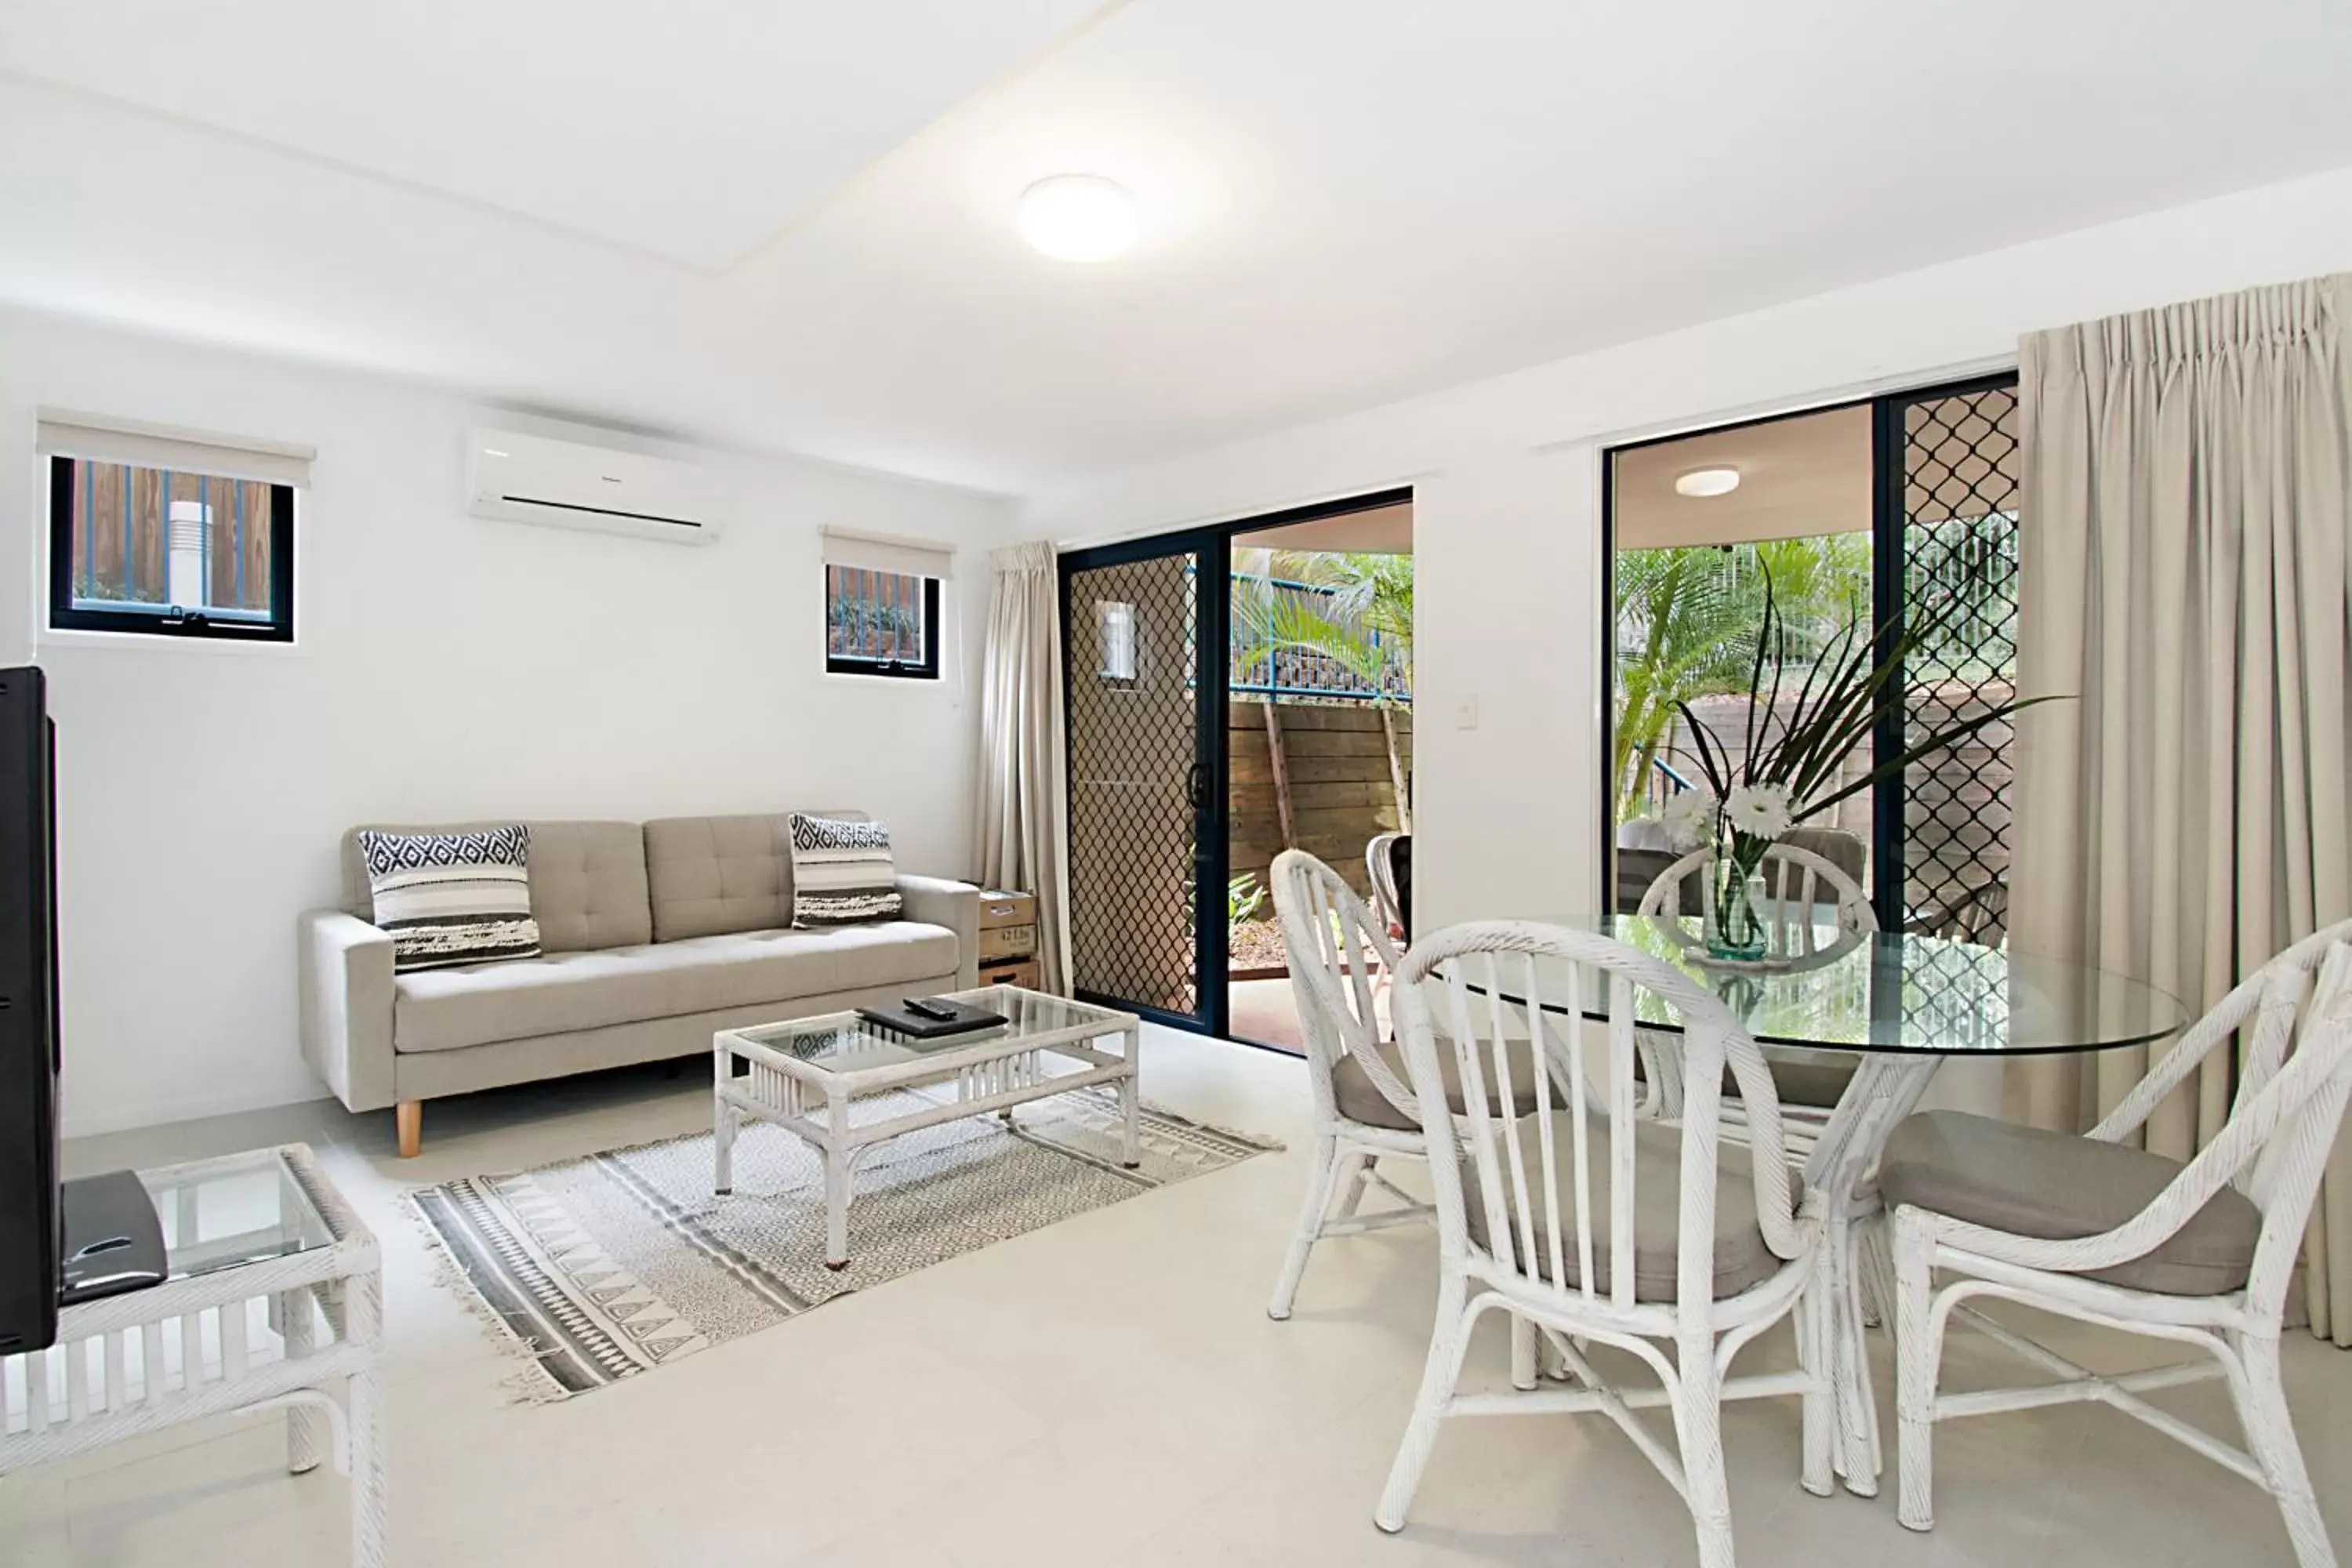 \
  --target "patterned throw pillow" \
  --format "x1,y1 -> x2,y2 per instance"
357,825 -> 543,972
789,814 -> 903,927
